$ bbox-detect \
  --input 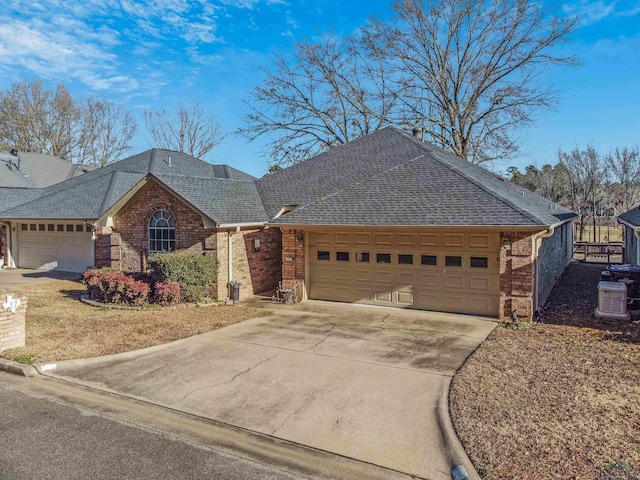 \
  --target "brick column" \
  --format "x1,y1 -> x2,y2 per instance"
500,231 -> 535,322
281,228 -> 305,299
0,293 -> 27,353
